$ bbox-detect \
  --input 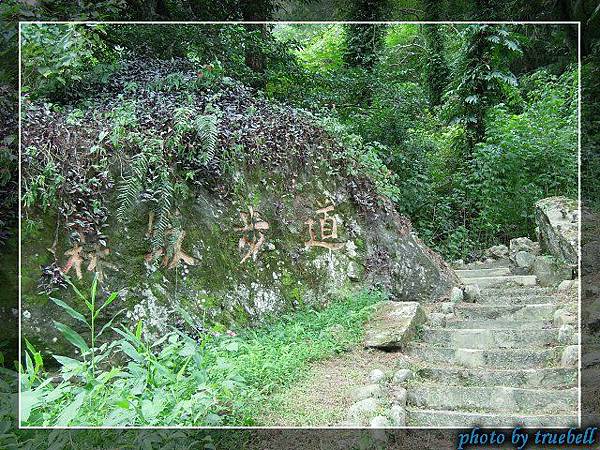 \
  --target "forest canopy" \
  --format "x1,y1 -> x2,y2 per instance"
20,22 -> 578,260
